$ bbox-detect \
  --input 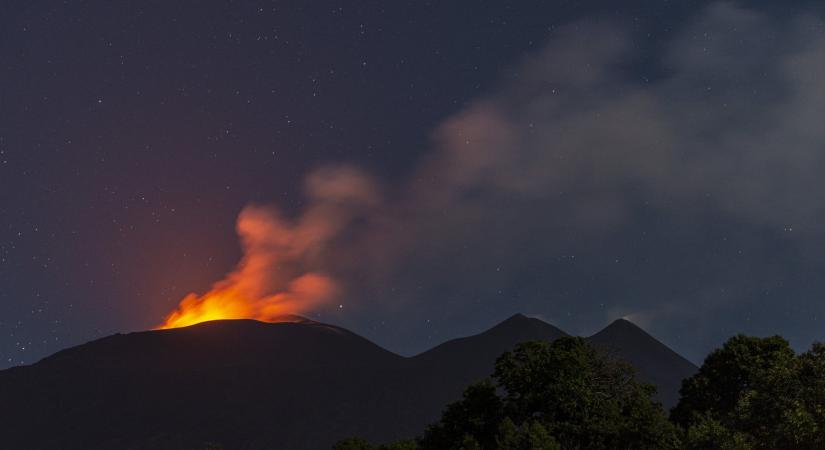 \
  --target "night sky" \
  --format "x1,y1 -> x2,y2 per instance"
3,0 -> 825,369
